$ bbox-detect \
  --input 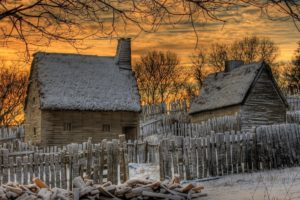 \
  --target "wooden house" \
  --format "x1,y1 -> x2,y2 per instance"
24,38 -> 141,146
189,61 -> 288,131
